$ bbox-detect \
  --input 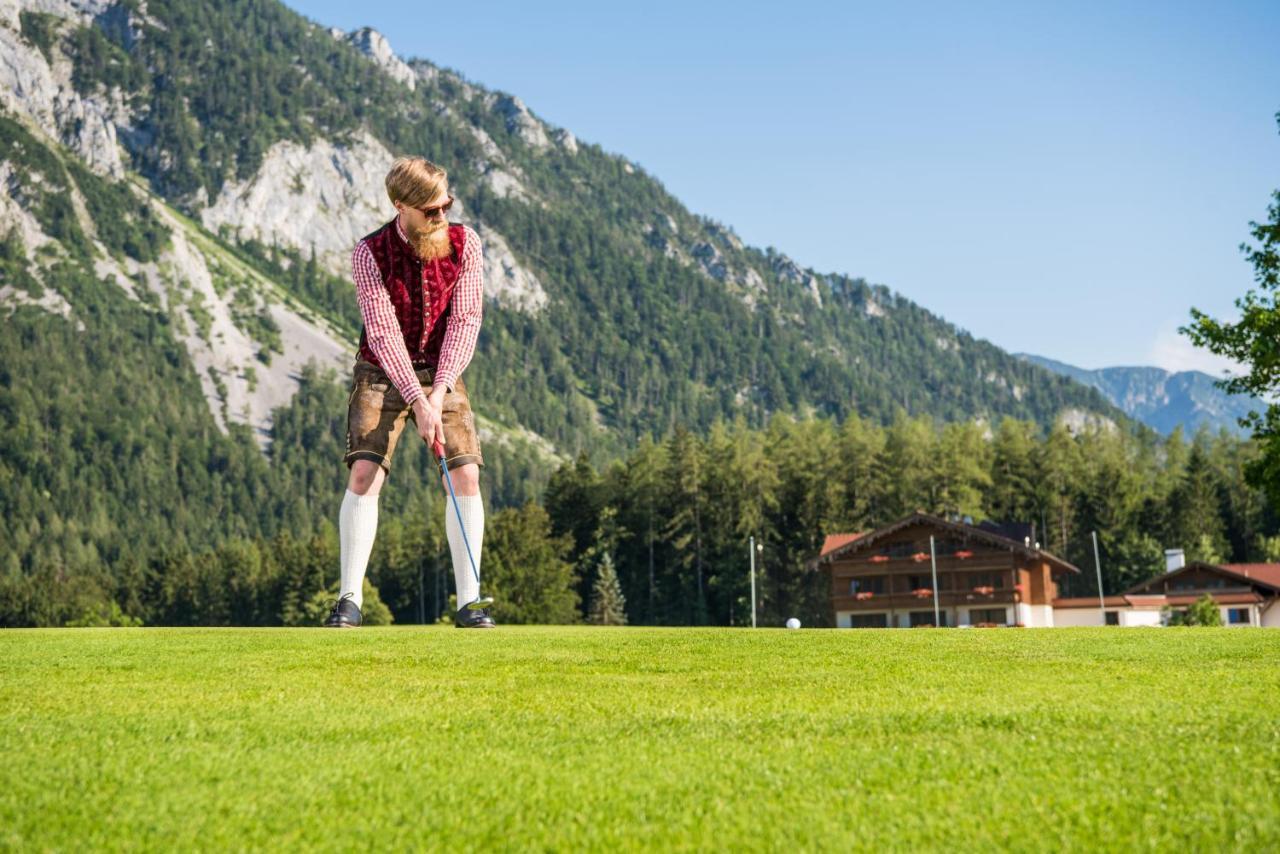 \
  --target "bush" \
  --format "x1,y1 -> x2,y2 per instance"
1185,593 -> 1223,626
65,600 -> 144,627
1164,594 -> 1223,627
